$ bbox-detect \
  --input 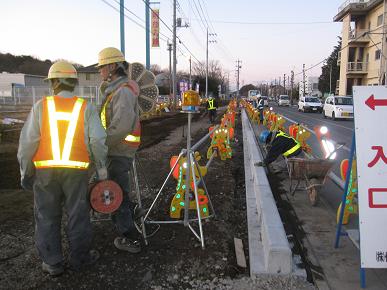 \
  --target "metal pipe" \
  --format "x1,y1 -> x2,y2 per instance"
205,150 -> 216,169
183,113 -> 192,226
144,151 -> 184,221
188,223 -> 201,241
145,214 -> 214,224
191,152 -> 205,248
191,125 -> 219,151
145,0 -> 150,69
132,158 -> 148,245
120,0 -> 125,56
